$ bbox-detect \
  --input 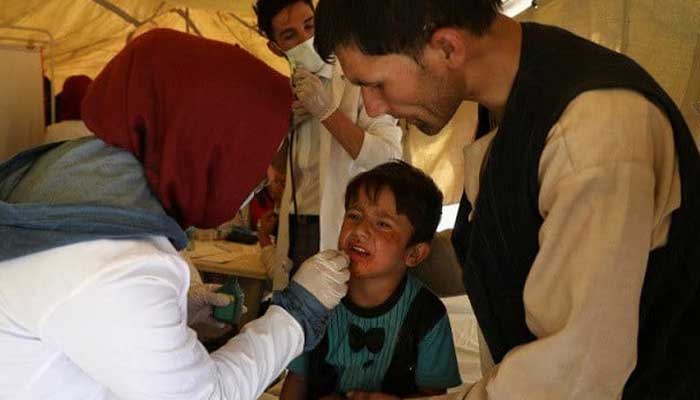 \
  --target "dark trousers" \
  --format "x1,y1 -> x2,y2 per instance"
288,214 -> 320,277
